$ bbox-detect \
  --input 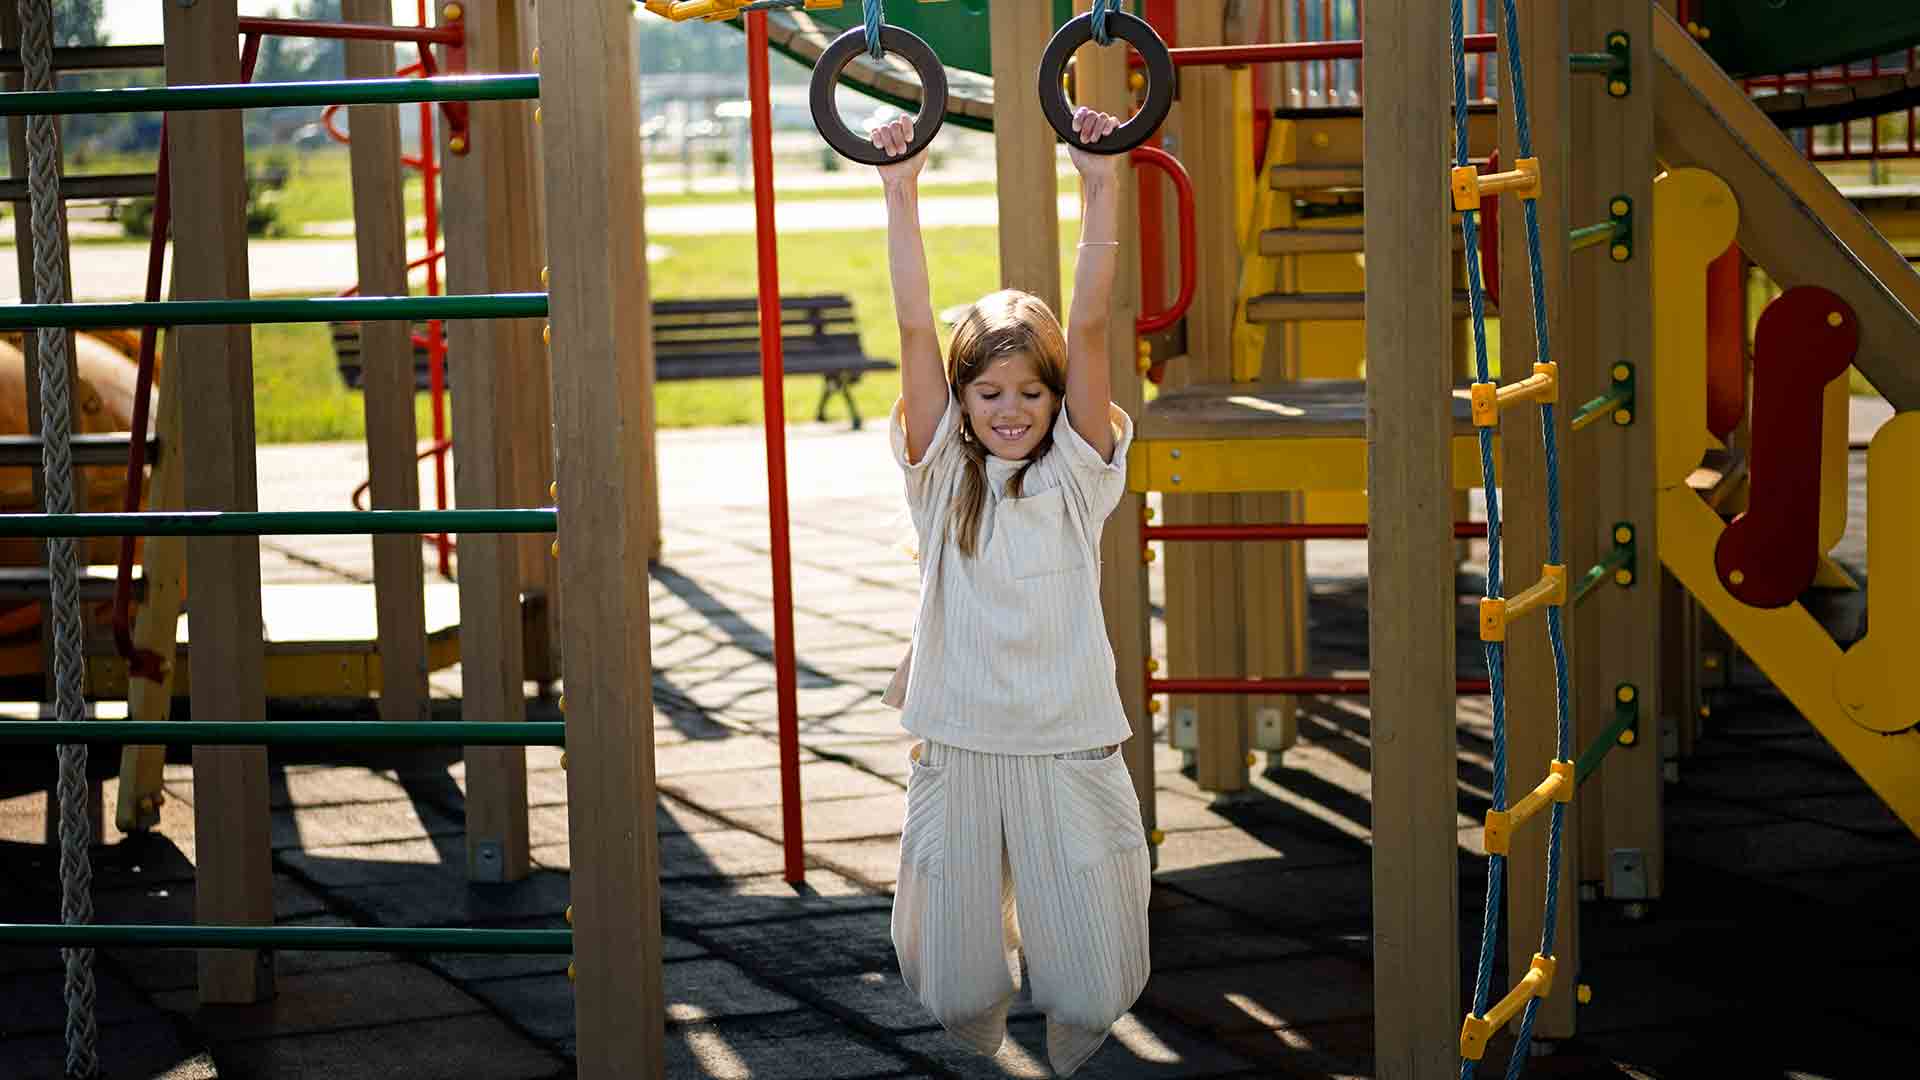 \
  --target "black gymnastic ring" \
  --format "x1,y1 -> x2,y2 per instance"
809,24 -> 950,167
1036,11 -> 1174,155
